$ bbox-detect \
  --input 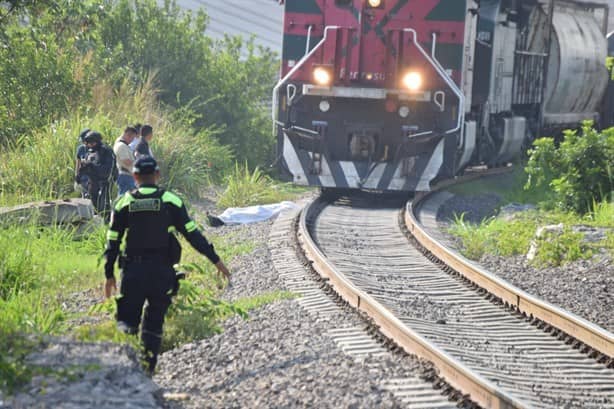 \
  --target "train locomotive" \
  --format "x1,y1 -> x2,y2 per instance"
272,0 -> 609,192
